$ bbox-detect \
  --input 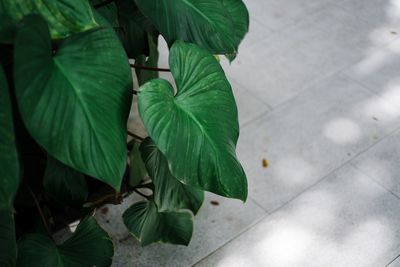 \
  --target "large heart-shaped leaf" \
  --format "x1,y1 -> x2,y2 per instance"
0,65 -> 19,210
0,0 -> 98,39
17,217 -> 113,267
140,138 -> 204,214
43,157 -> 88,207
14,15 -> 132,191
138,41 -> 247,201
134,0 -> 249,55
123,200 -> 193,246
0,210 -> 16,267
